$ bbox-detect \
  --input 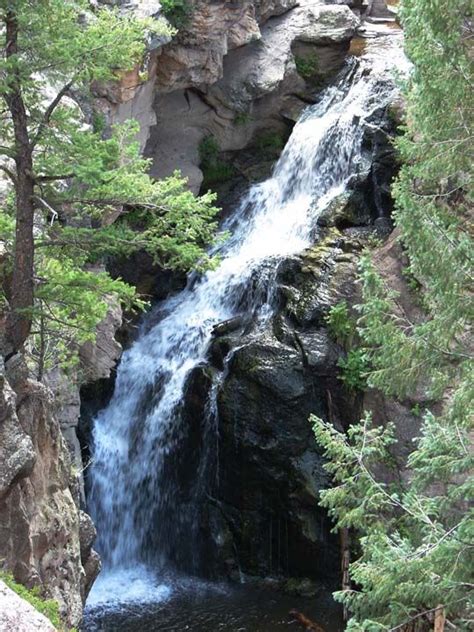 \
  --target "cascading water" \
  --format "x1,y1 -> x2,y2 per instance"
86,27 -> 408,615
